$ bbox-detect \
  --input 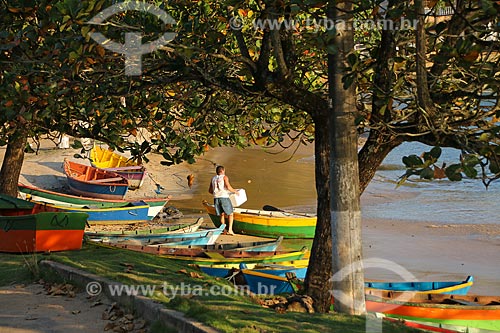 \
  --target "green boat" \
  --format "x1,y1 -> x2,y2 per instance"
203,201 -> 316,238
19,182 -> 170,220
0,193 -> 88,253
